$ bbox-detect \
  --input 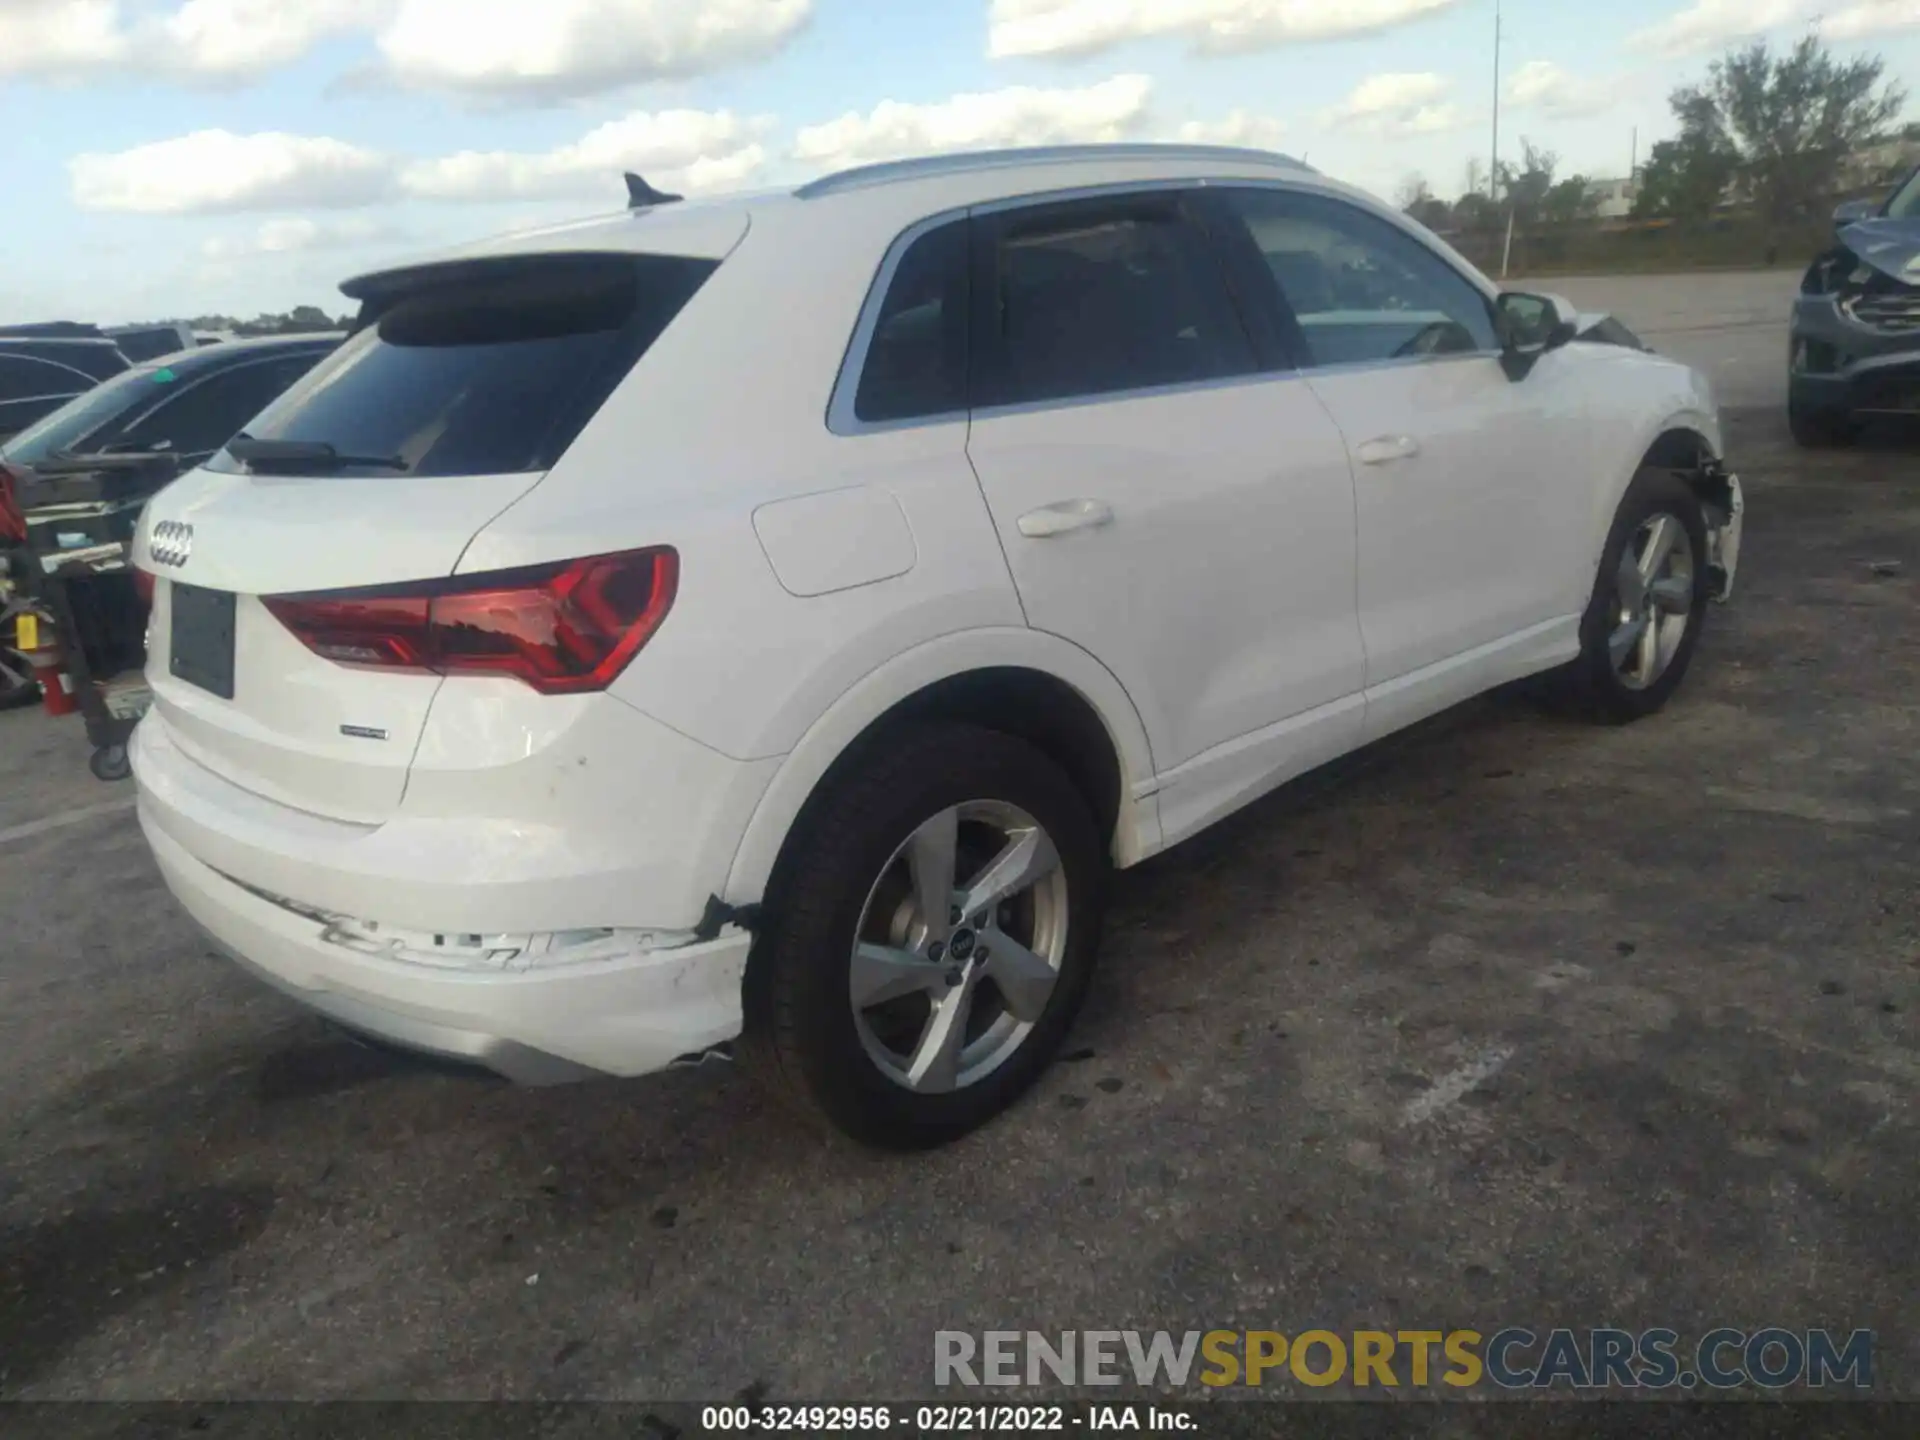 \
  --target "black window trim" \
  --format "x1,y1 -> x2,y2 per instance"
1199,184 -> 1506,376
830,175 -> 1499,437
